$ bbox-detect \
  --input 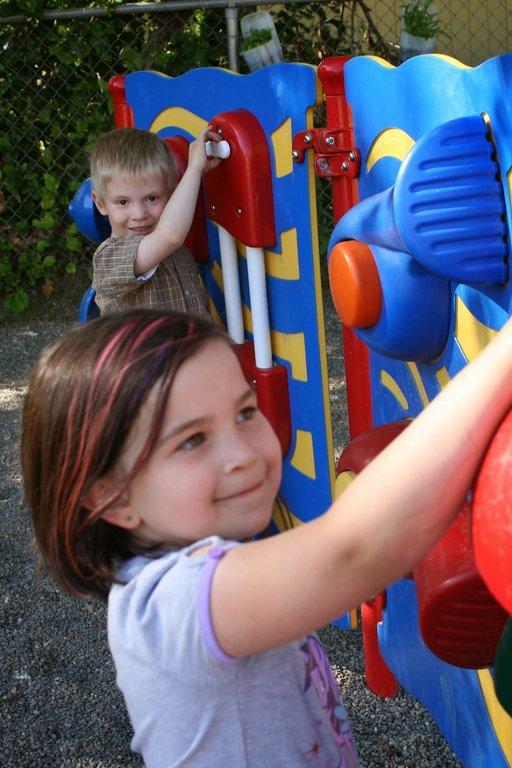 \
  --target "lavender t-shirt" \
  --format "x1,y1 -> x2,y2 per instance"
108,536 -> 360,768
